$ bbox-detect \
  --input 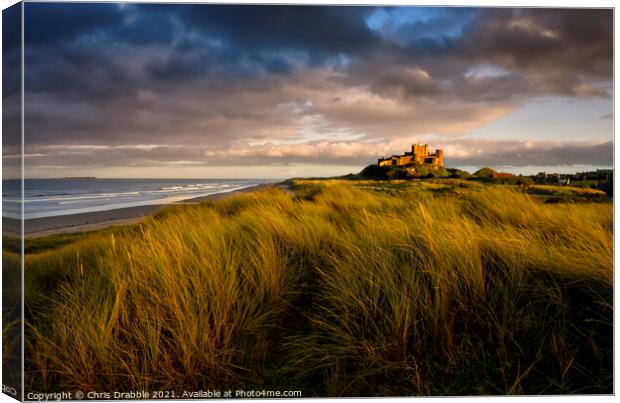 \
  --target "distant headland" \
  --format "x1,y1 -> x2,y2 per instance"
352,144 -> 612,197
